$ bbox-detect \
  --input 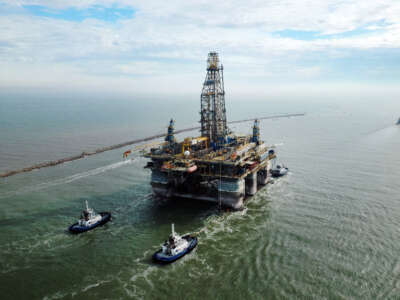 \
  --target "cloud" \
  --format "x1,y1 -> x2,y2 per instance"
0,0 -> 399,96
